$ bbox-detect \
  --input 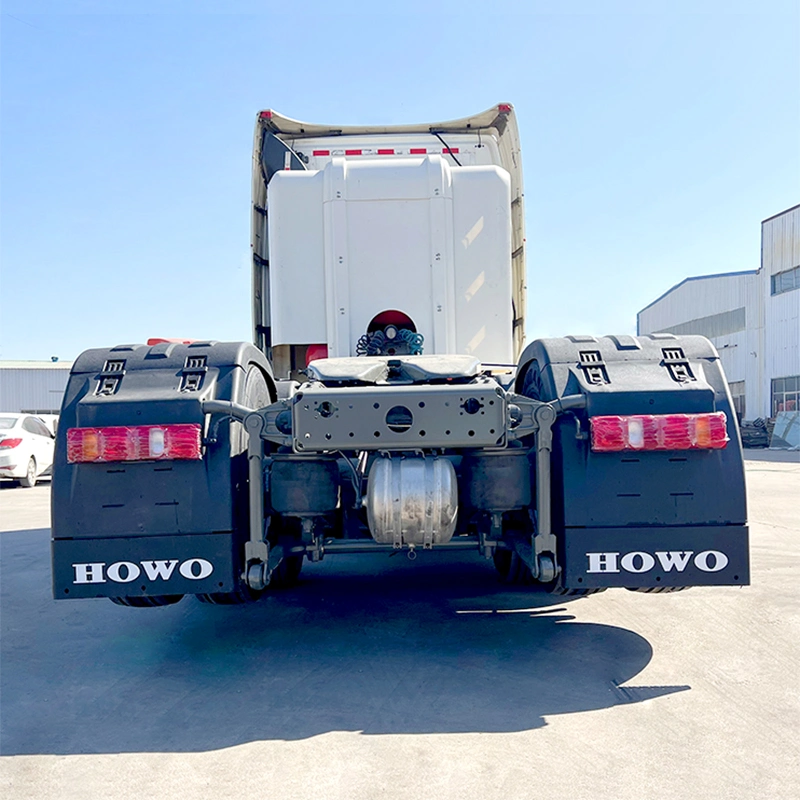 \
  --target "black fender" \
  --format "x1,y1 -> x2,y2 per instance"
516,333 -> 749,589
51,341 -> 274,600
